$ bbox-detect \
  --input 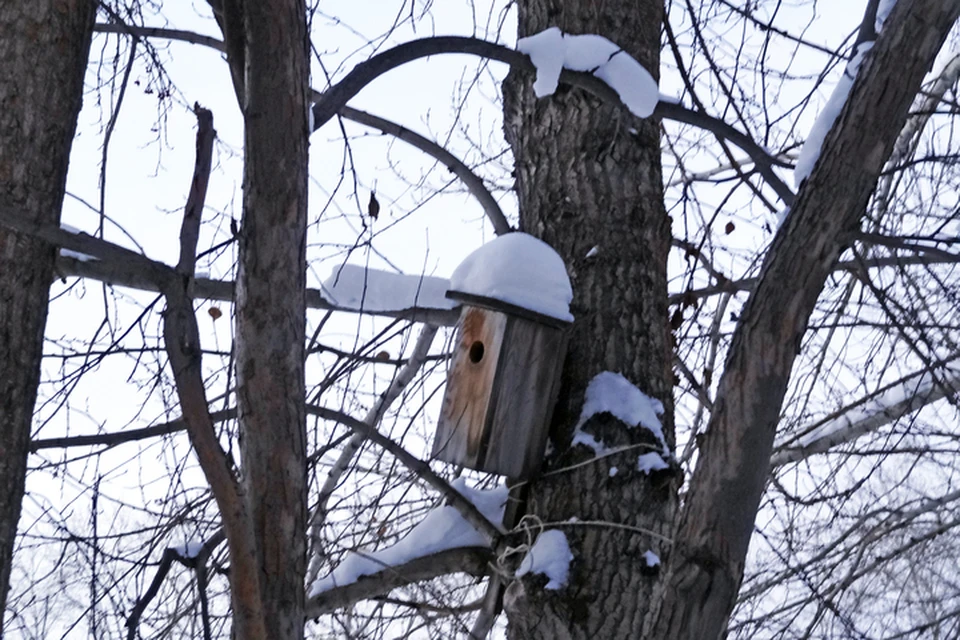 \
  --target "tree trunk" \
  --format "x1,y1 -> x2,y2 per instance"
502,1 -> 676,637
0,1 -> 94,629
232,0 -> 310,638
